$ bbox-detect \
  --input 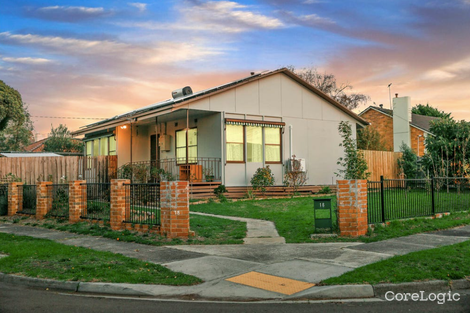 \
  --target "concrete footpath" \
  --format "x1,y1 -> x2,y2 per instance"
0,223 -> 469,301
